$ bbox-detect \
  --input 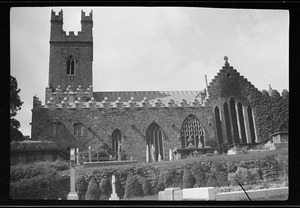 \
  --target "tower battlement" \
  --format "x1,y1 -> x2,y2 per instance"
51,9 -> 63,21
81,10 -> 93,22
50,9 -> 93,42
49,9 -> 93,92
